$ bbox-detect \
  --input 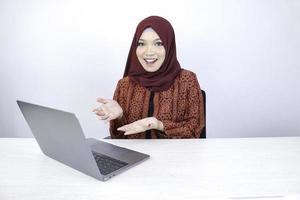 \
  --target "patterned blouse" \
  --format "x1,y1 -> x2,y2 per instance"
109,69 -> 205,139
